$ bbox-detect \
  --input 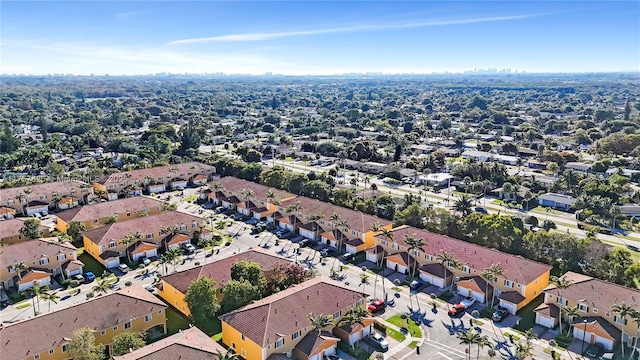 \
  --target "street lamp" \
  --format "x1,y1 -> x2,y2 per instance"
581,319 -> 588,355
